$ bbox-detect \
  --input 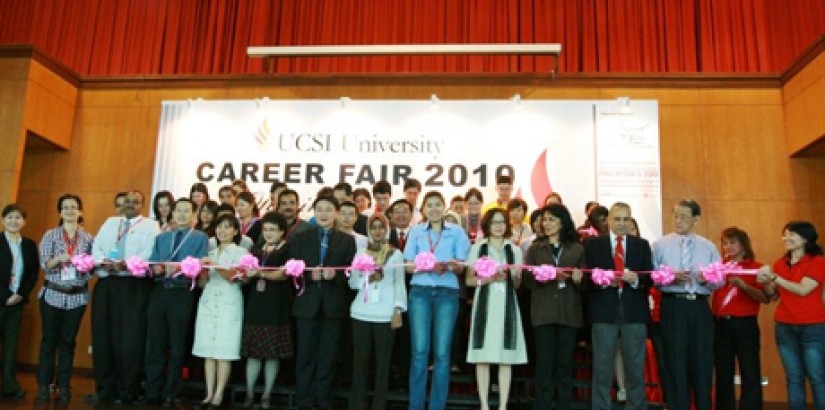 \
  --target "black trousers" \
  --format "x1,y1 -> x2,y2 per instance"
144,285 -> 196,400
714,316 -> 763,410
661,296 -> 714,410
37,299 -> 86,389
533,324 -> 577,410
295,314 -> 342,409
391,311 -> 411,386
648,322 -> 672,404
450,297 -> 470,367
348,319 -> 395,410
91,277 -> 151,399
0,303 -> 23,394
